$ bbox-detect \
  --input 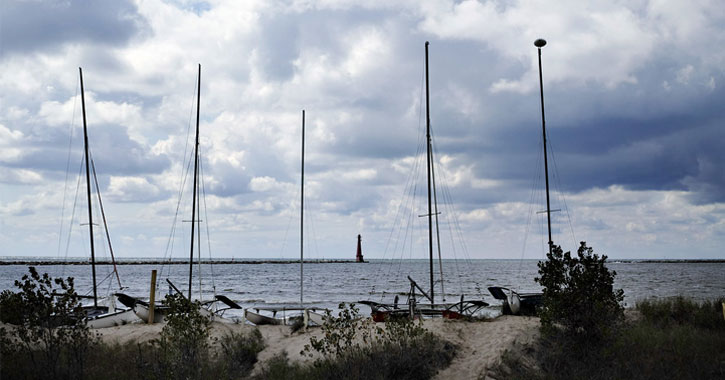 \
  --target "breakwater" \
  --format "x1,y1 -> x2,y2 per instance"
0,259 -> 366,266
